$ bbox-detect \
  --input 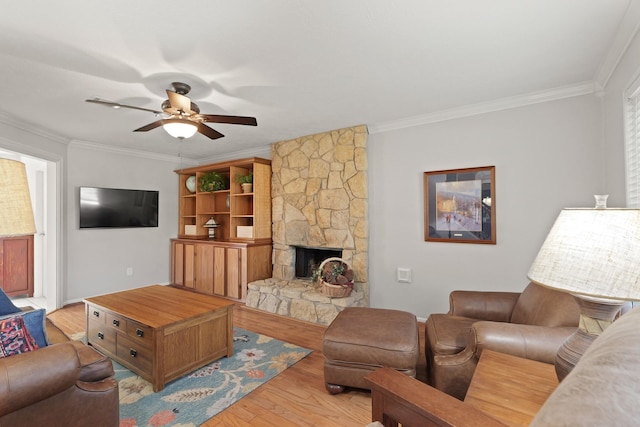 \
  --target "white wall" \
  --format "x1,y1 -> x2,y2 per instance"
603,27 -> 640,205
66,144 -> 181,302
368,95 -> 603,318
